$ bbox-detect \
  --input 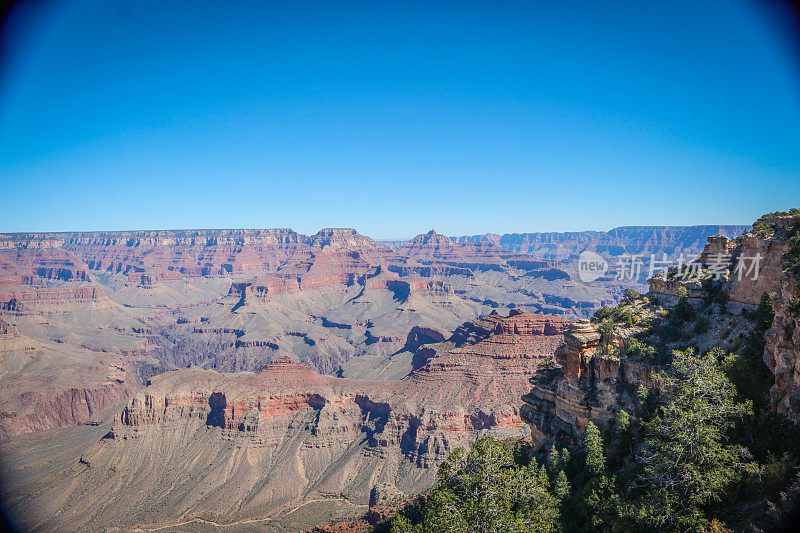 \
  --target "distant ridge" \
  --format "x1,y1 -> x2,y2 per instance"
382,225 -> 749,260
